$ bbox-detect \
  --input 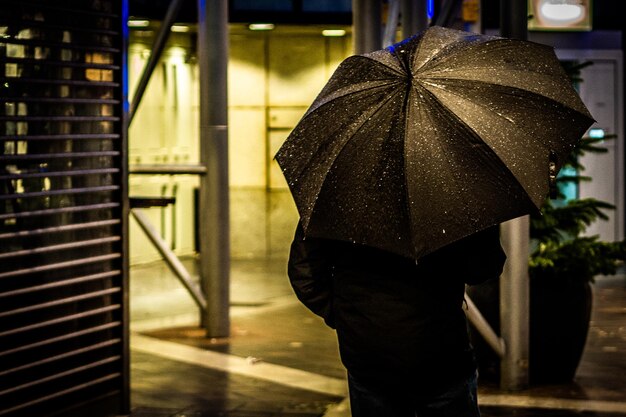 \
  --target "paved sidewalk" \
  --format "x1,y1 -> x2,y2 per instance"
129,257 -> 626,417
